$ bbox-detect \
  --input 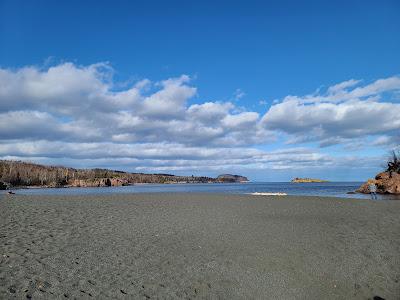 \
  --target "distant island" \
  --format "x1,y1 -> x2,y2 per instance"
291,178 -> 329,183
0,160 -> 248,189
